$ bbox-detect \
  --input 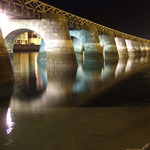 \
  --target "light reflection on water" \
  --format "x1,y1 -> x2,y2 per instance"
1,52 -> 150,150
6,108 -> 14,135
